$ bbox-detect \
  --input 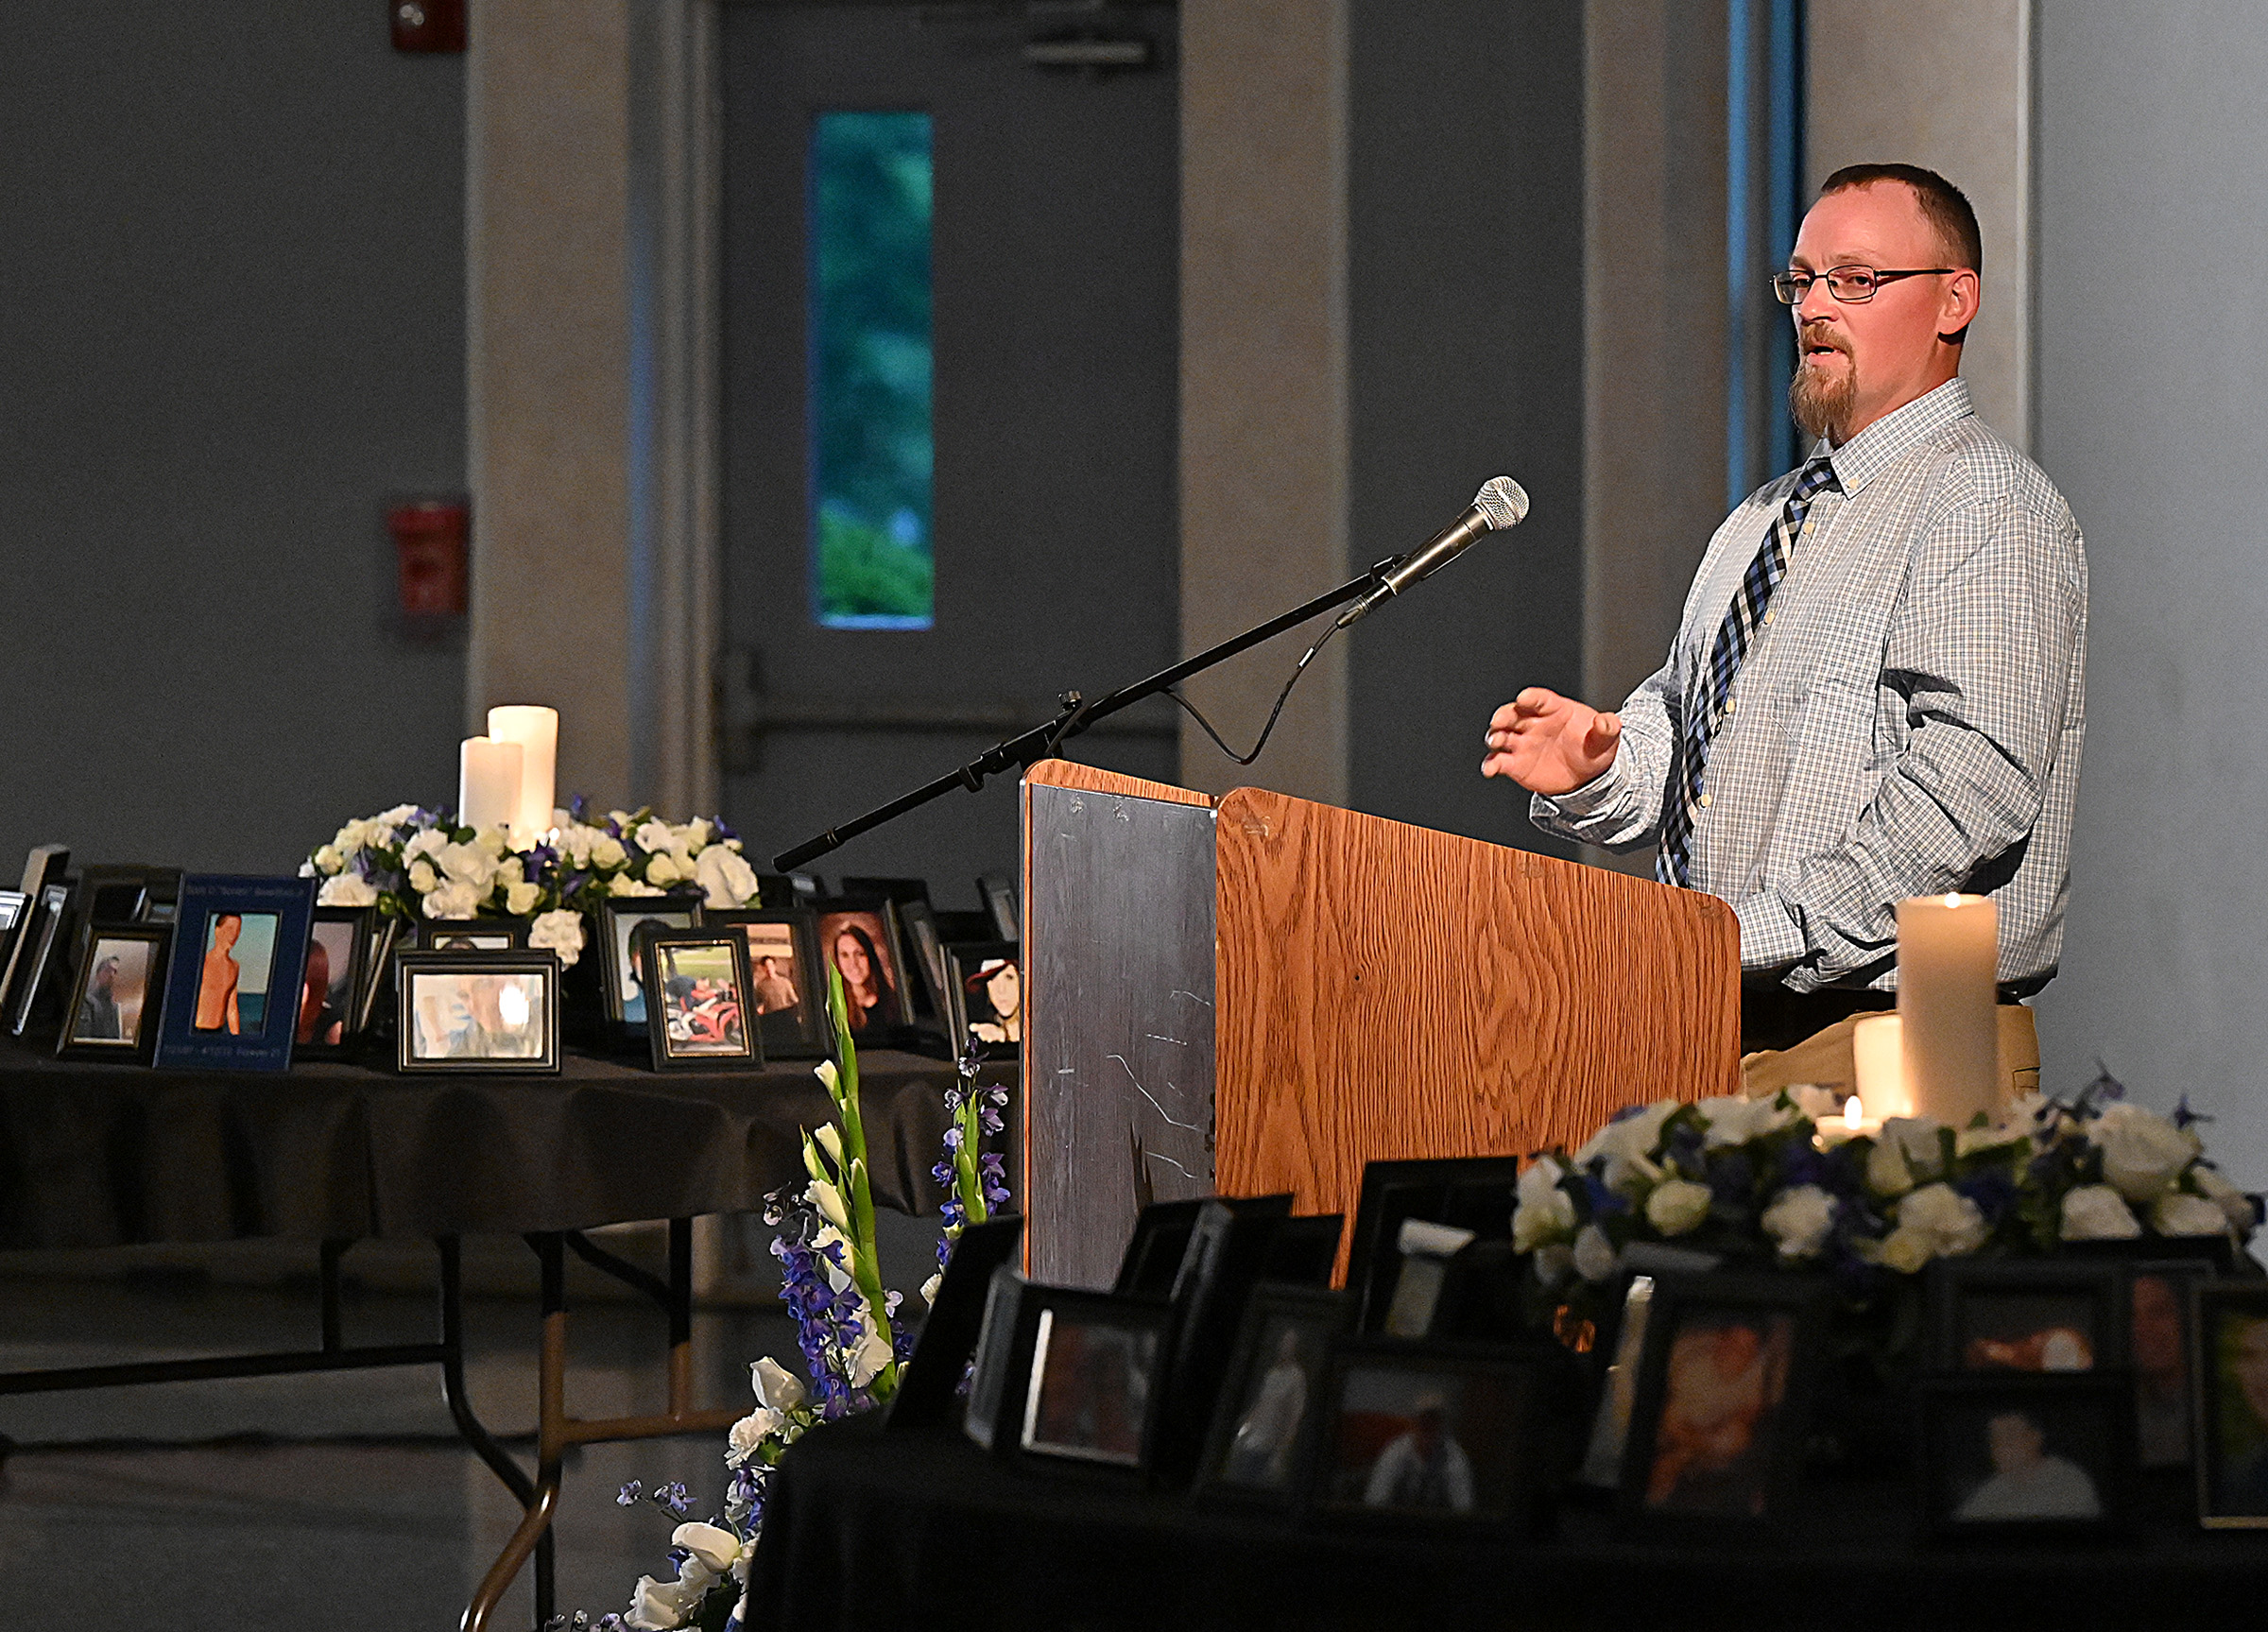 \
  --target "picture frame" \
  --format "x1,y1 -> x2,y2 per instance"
885,1216 -> 1026,1433
2128,1258 -> 2215,1469
813,900 -> 910,1039
1925,1257 -> 2128,1375
0,842 -> 67,1017
1257,1212 -> 1345,1289
7,882 -> 73,1038
73,863 -> 158,927
2194,1281 -> 2268,1526
1347,1156 -> 1525,1332
1618,1272 -> 1829,1535
596,899 -> 701,1034
894,898 -> 951,1026
702,907 -> 829,1059
977,872 -> 1020,942
635,924 -> 762,1070
1015,1286 -> 1173,1473
394,948 -> 561,1074
1153,1194 -> 1297,1485
1194,1284 -> 1352,1504
1916,1373 -> 2133,1540
1113,1198 -> 1208,1297
947,941 -> 1022,1057
413,917 -> 531,953
1578,1271 -> 1665,1488
963,1266 -> 1034,1452
56,924 -> 169,1064
151,875 -> 317,1073
1305,1338 -> 1555,1531
0,890 -> 28,1003
295,907 -> 376,1055
352,914 -> 404,1037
